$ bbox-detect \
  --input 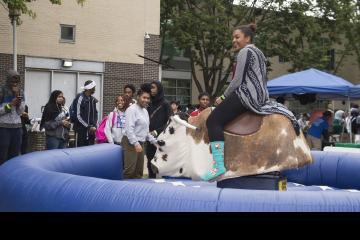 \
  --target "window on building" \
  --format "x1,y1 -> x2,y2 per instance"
60,25 -> 76,42
162,78 -> 191,107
